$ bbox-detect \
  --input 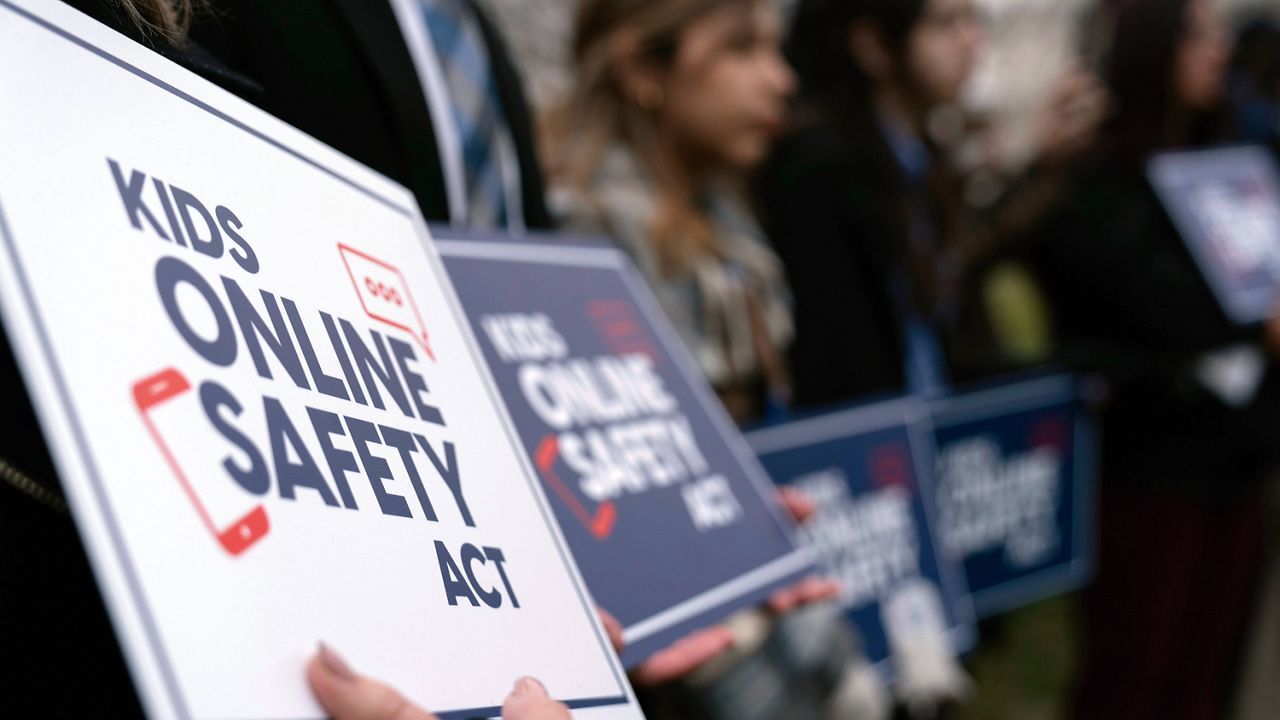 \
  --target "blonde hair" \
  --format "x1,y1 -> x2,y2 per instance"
113,0 -> 199,44
546,0 -> 755,276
